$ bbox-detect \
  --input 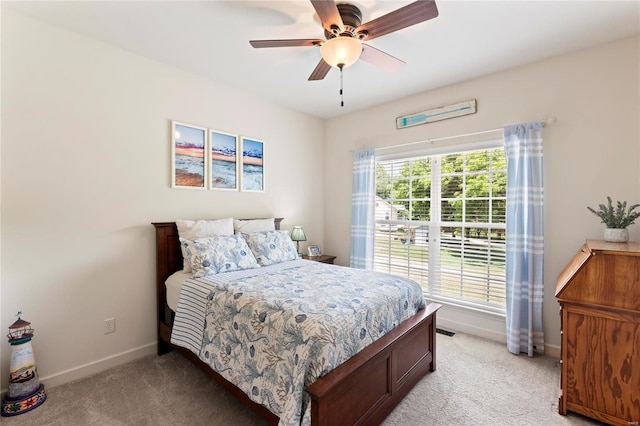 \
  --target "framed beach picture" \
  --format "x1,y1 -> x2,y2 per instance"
209,130 -> 239,190
171,121 -> 207,189
240,137 -> 264,192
